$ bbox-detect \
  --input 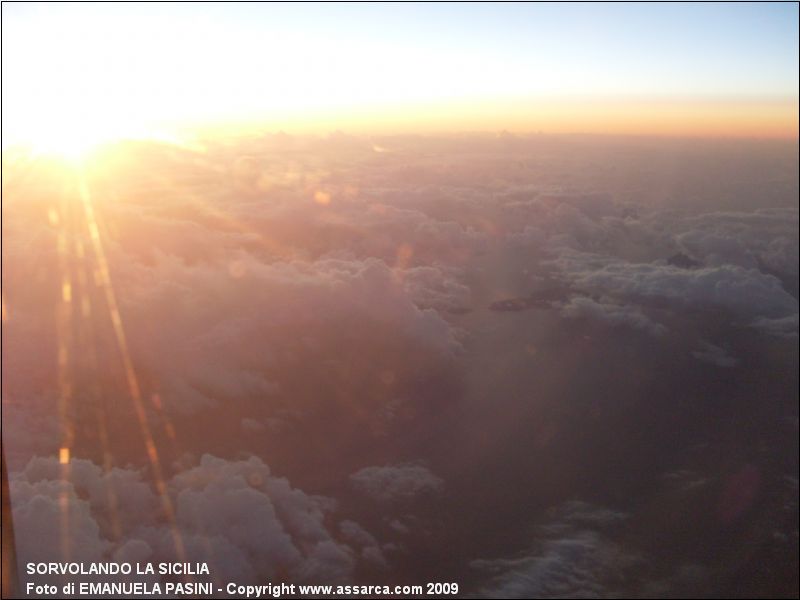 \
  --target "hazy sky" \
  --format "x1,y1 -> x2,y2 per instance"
2,2 -> 798,144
